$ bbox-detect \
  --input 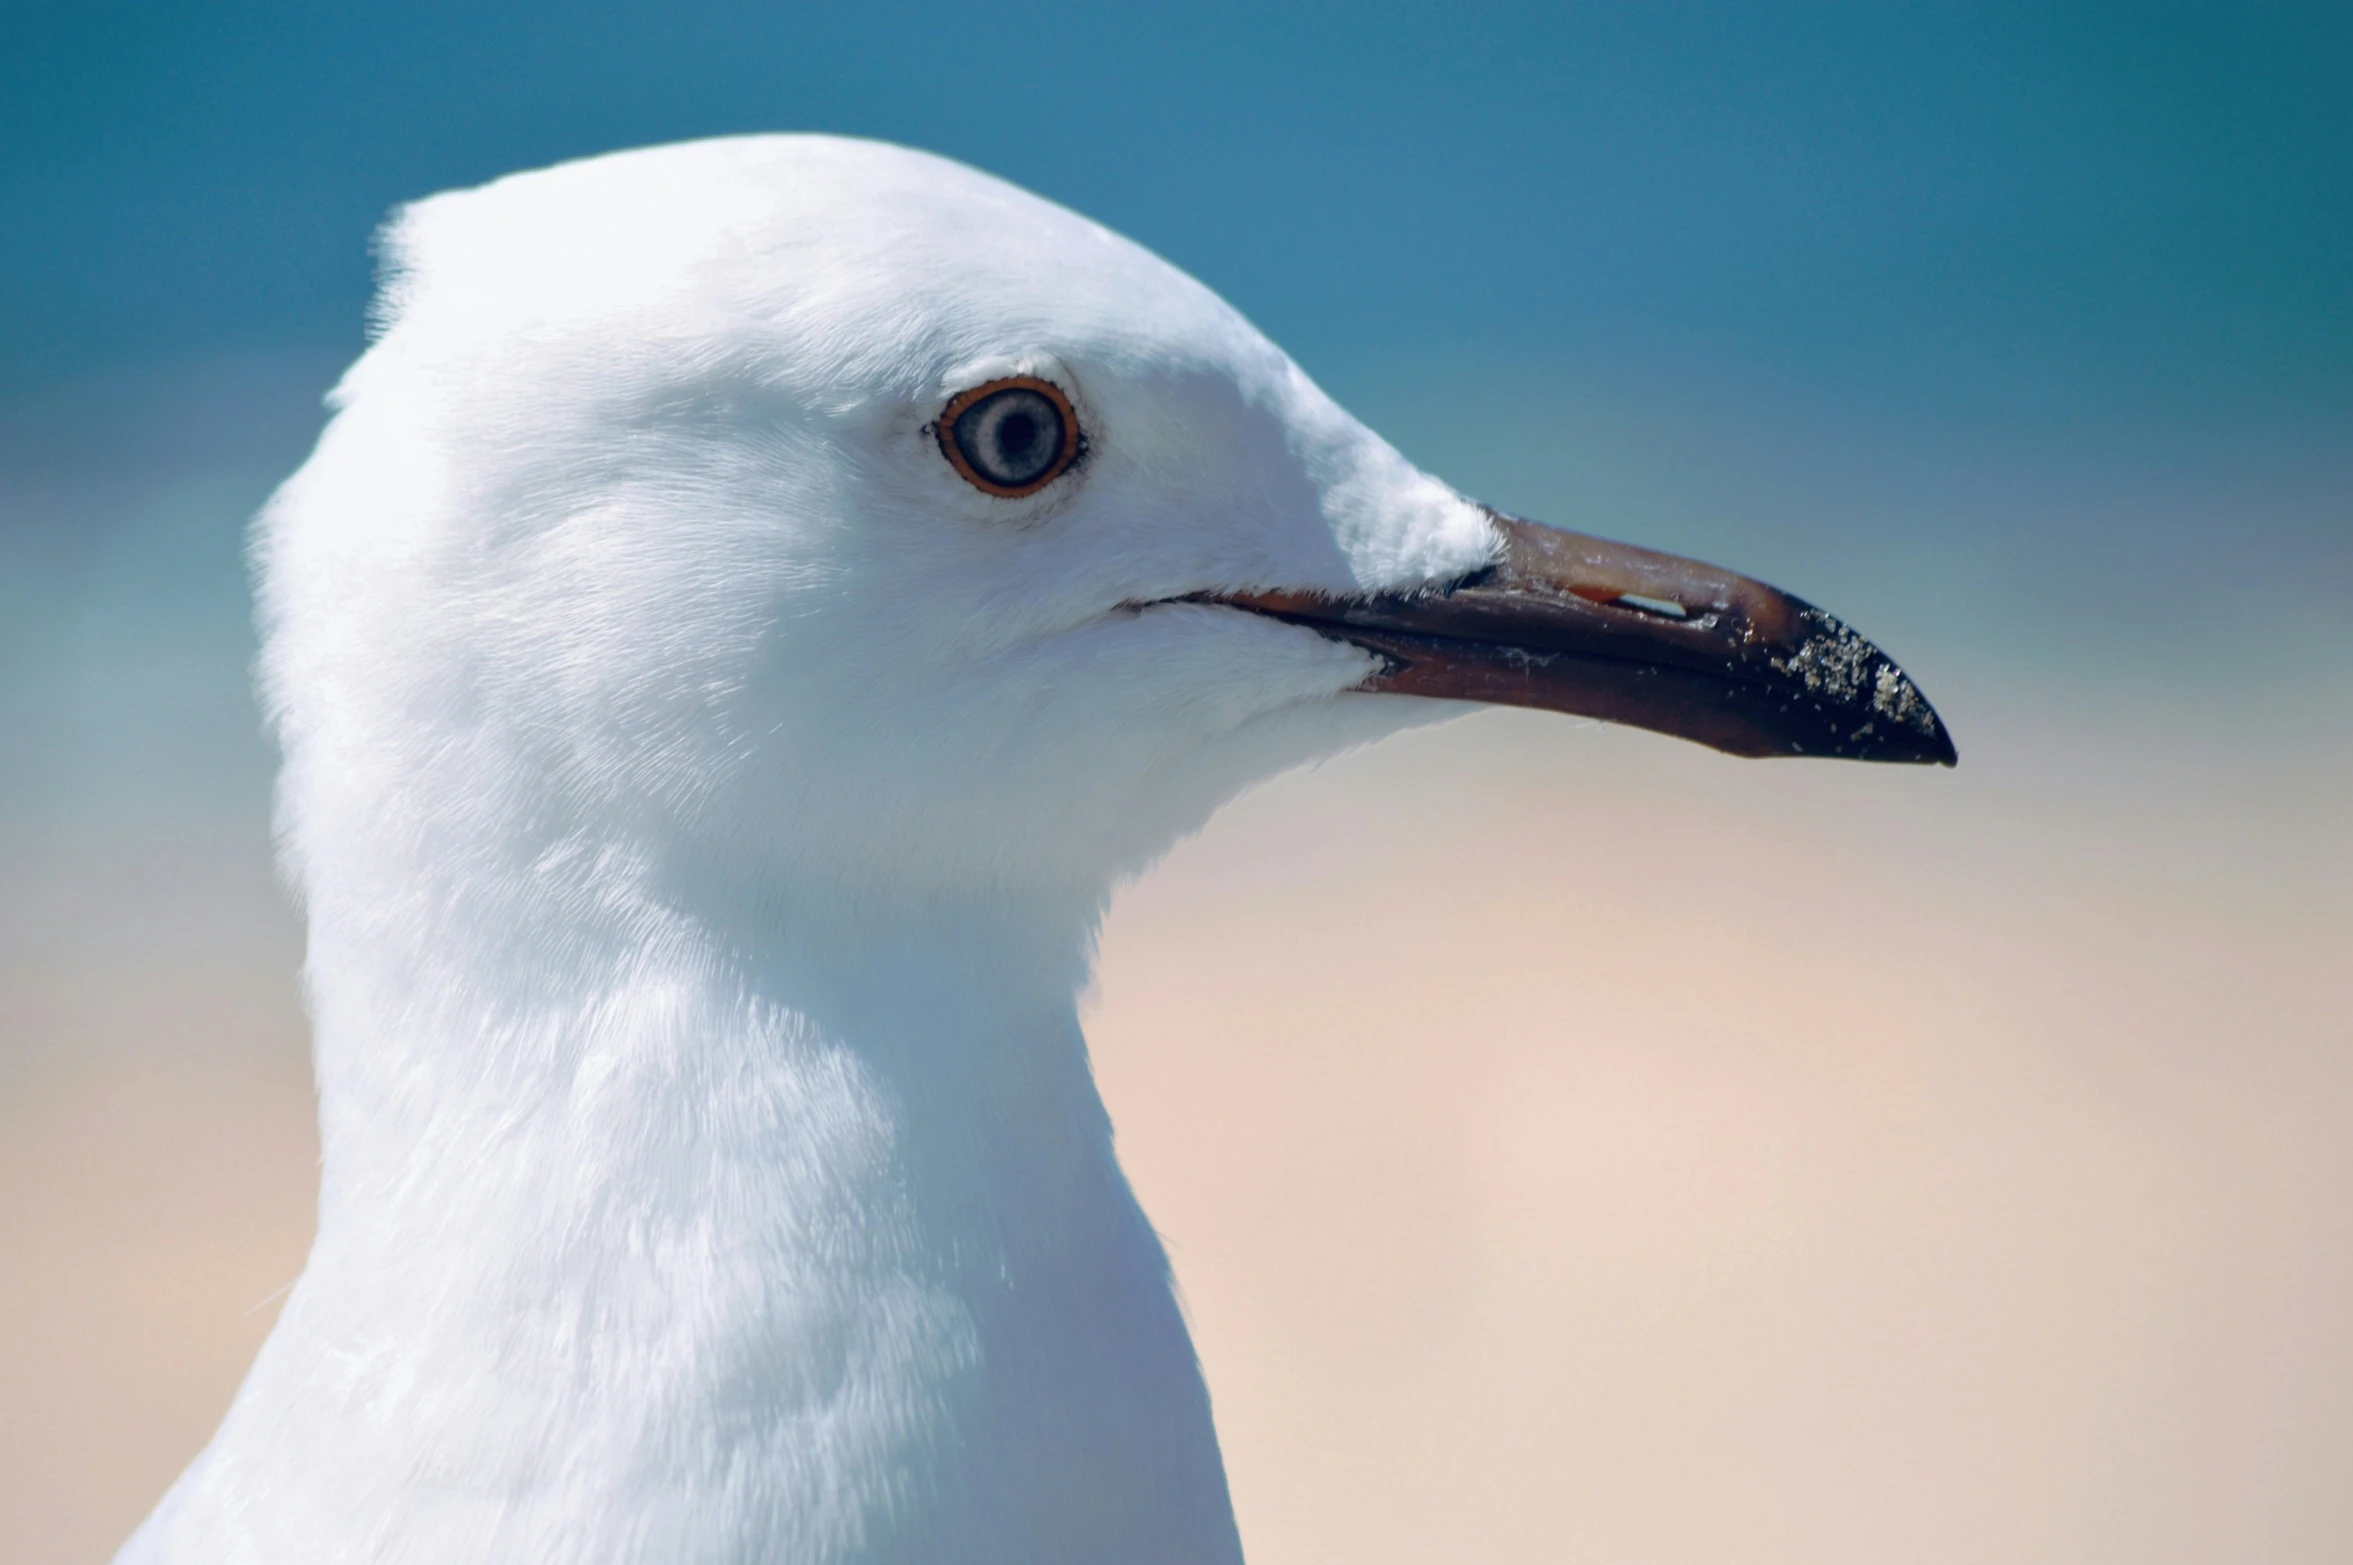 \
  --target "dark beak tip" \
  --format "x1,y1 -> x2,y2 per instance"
1925,719 -> 1960,767
1867,723 -> 1959,768
1764,602 -> 1957,768
1859,690 -> 1959,768
1833,683 -> 1959,768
